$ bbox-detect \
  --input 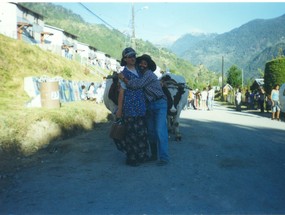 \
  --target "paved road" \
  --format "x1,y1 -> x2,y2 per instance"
1,102 -> 285,214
